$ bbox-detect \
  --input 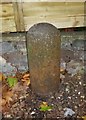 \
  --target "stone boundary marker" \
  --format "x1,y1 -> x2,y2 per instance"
27,23 -> 61,95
